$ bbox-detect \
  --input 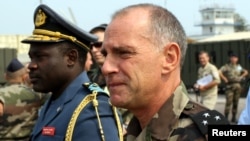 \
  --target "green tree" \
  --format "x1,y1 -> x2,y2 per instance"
234,13 -> 249,32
